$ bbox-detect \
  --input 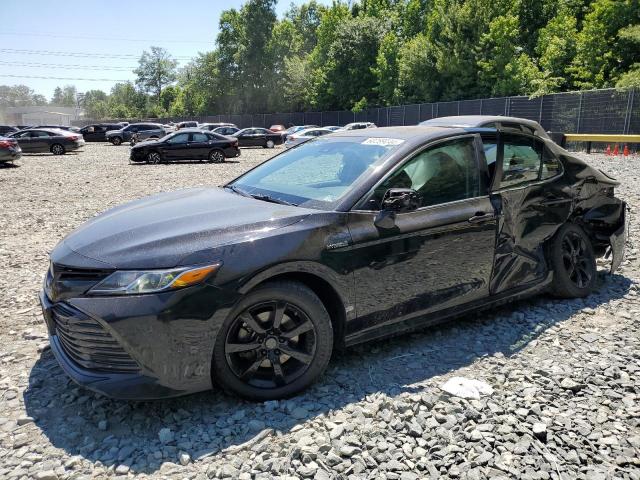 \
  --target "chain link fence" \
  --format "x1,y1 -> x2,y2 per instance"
74,88 -> 639,135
